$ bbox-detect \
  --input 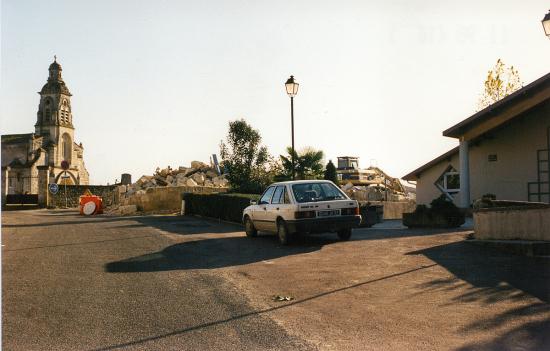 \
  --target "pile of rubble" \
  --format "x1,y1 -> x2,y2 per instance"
341,183 -> 410,202
119,161 -> 229,196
